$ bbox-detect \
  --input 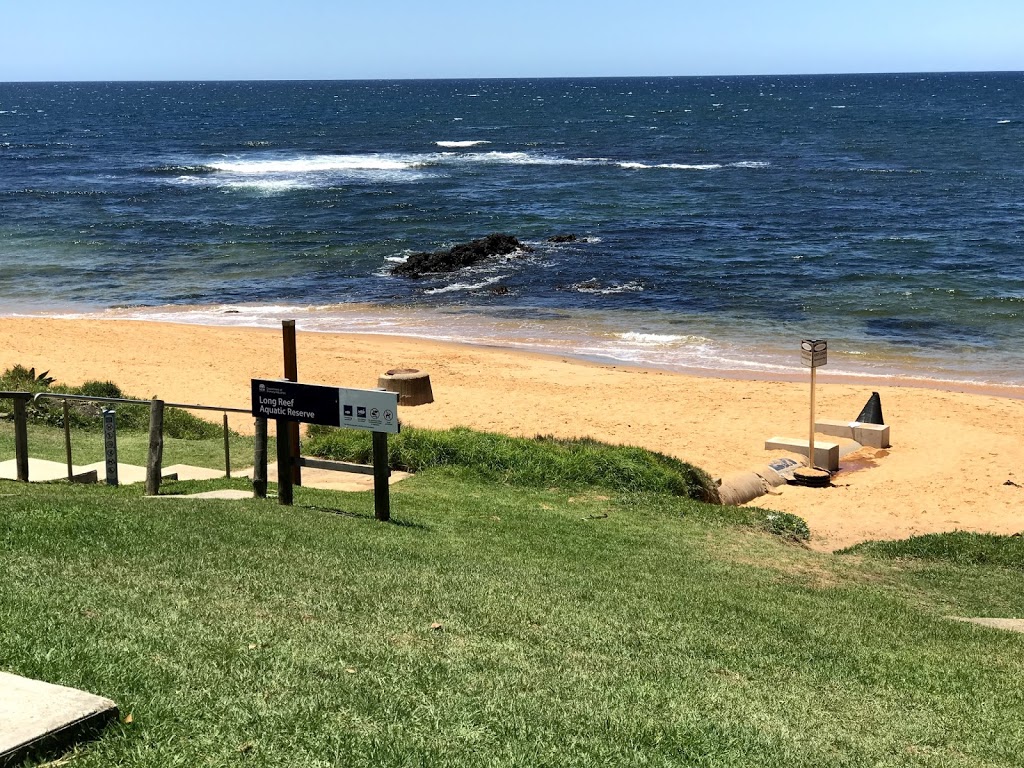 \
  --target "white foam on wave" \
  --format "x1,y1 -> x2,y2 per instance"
731,160 -> 771,169
209,154 -> 424,174
572,279 -> 643,294
222,178 -> 309,192
423,275 -> 505,295
616,331 -> 709,345
462,151 -> 587,166
618,161 -> 722,171
436,140 -> 491,148
659,163 -> 723,170
997,119 -> 1011,124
